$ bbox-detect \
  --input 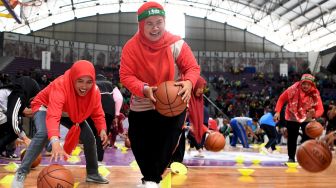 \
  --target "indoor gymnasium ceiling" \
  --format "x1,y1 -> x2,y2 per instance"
1,0 -> 336,52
